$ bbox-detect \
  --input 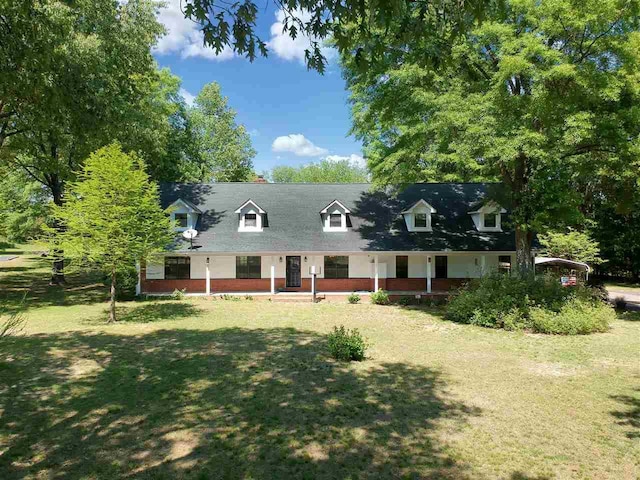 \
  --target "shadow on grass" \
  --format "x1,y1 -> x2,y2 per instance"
0,328 -> 480,479
617,311 -> 640,321
610,389 -> 640,439
0,256 -> 108,312
86,302 -> 204,324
